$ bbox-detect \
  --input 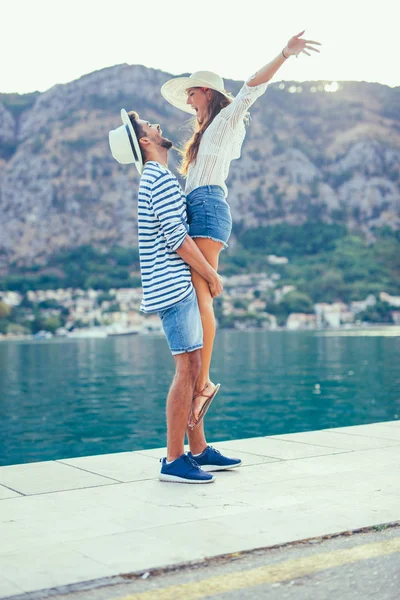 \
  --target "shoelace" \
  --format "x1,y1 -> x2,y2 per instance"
208,446 -> 221,456
183,454 -> 201,469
